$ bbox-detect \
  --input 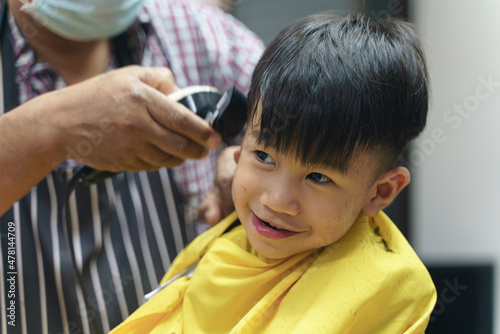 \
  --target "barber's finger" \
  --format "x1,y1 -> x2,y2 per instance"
198,190 -> 222,227
120,154 -> 185,172
137,66 -> 180,96
133,66 -> 222,148
146,86 -> 222,148
205,206 -> 221,227
120,157 -> 159,172
145,120 -> 211,160
137,143 -> 189,168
